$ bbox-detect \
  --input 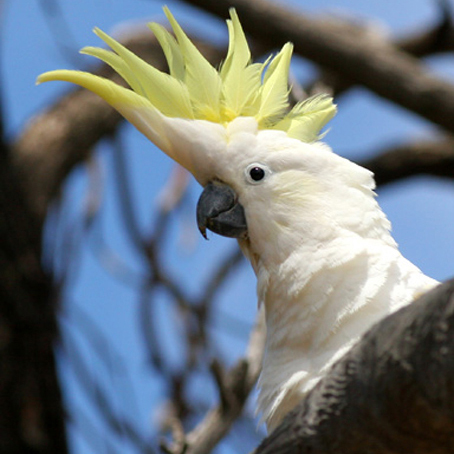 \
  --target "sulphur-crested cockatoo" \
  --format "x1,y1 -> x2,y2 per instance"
38,8 -> 439,431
